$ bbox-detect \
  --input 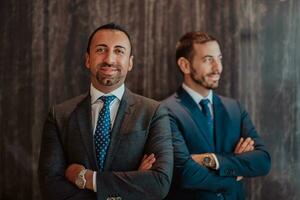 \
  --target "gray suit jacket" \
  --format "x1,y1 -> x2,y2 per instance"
38,88 -> 173,200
